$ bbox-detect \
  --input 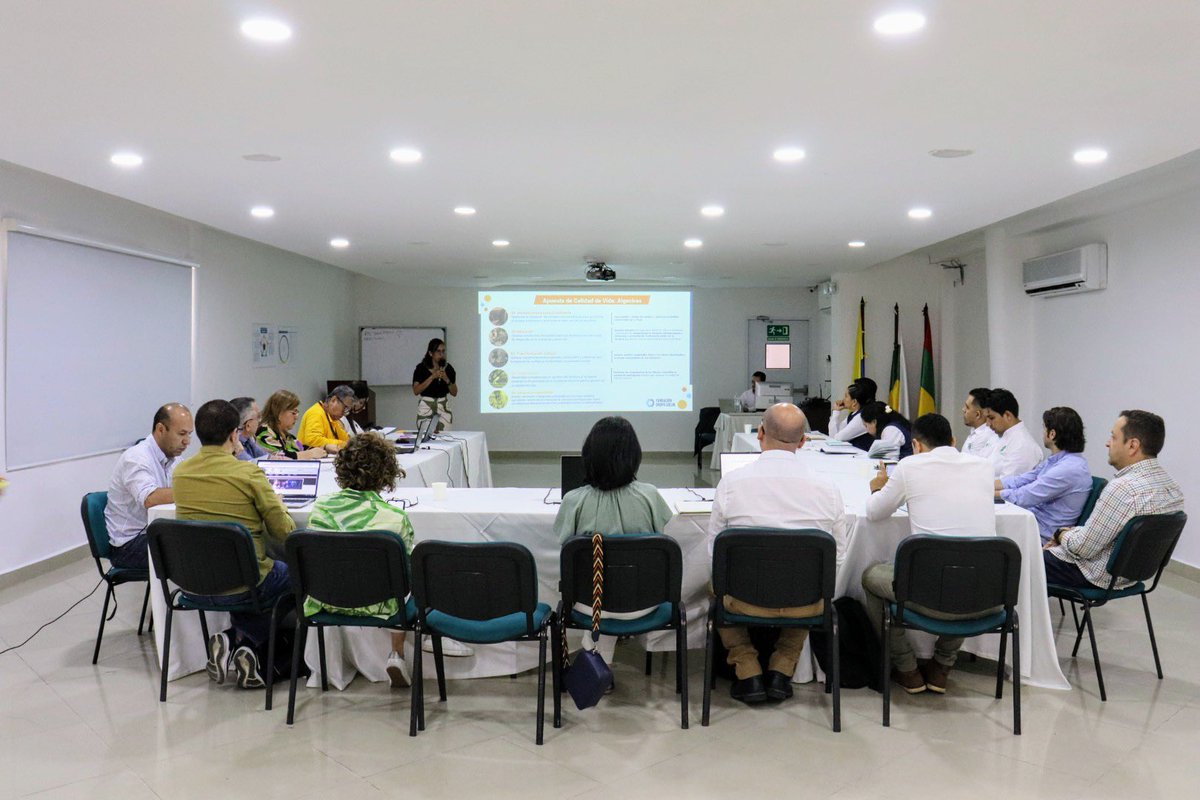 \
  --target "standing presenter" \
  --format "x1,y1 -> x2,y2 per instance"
412,337 -> 457,432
